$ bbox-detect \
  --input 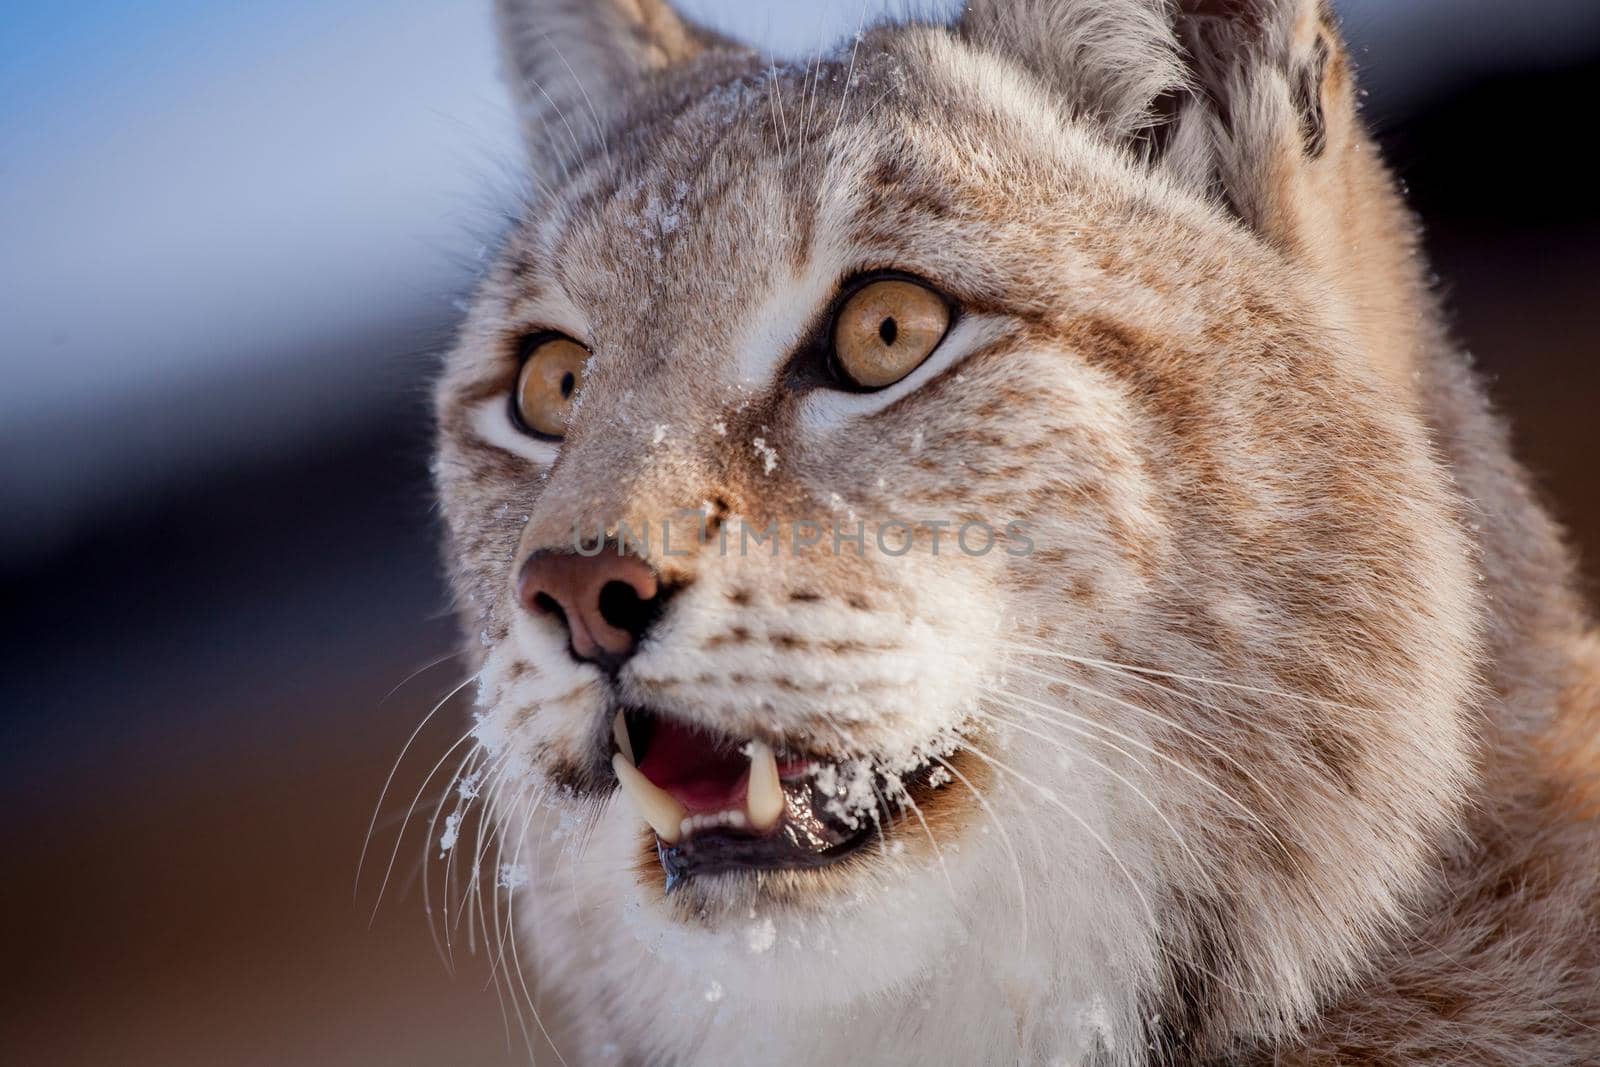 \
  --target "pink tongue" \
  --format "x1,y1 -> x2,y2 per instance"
637,719 -> 751,816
